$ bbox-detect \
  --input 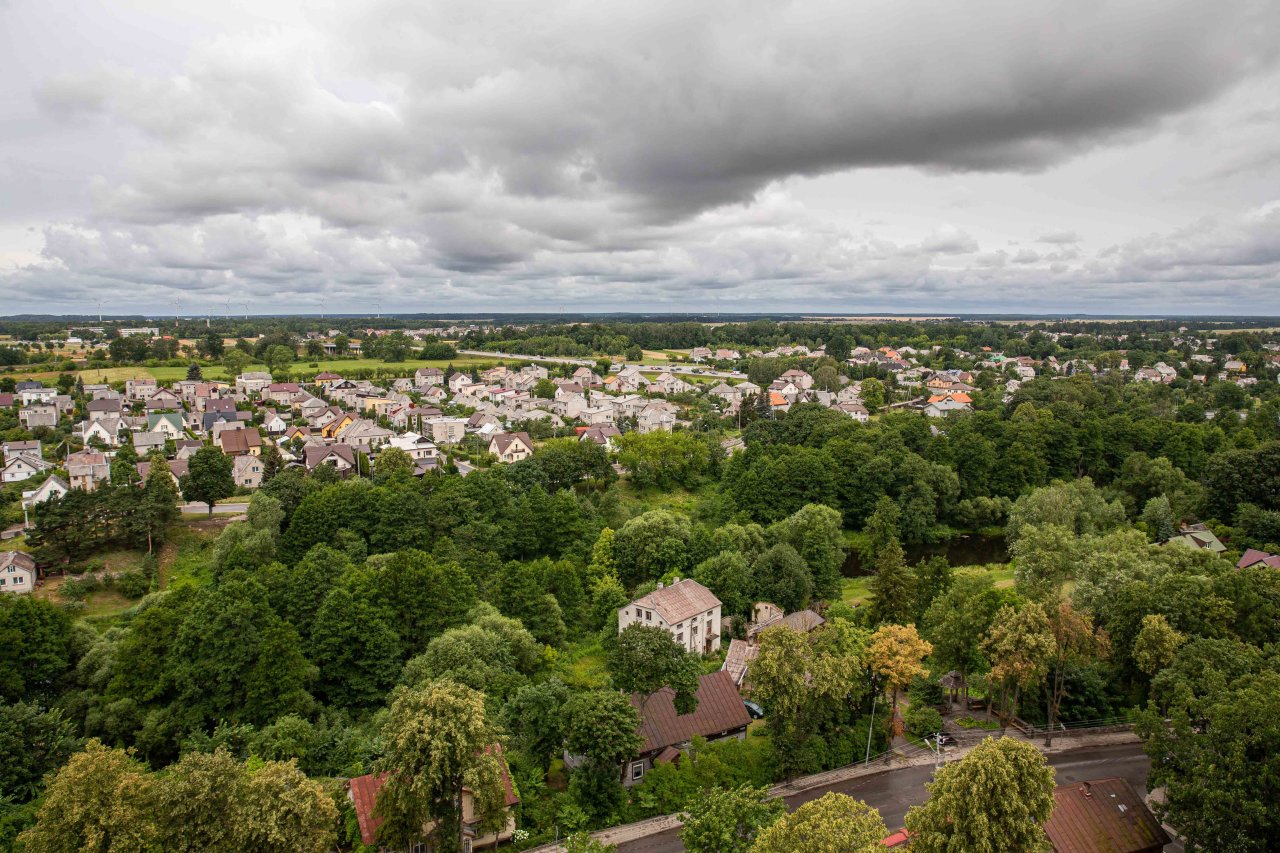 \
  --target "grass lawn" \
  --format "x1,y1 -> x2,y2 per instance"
841,563 -> 1014,606
613,481 -> 707,516
161,522 -> 221,589
5,355 -> 505,384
